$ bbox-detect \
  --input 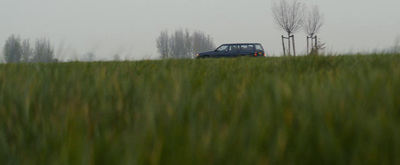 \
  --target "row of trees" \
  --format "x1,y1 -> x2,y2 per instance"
3,35 -> 57,63
272,0 -> 324,56
80,52 -> 123,62
156,29 -> 215,59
